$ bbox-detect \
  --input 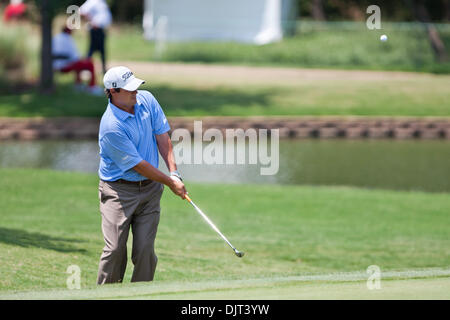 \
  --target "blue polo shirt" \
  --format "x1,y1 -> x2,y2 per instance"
98,90 -> 170,181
